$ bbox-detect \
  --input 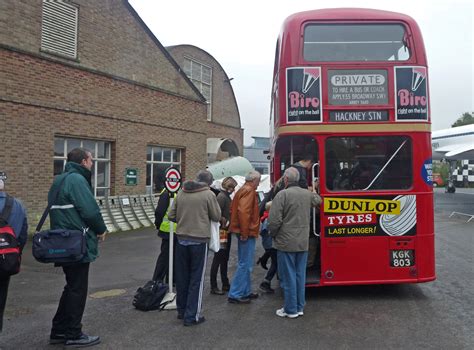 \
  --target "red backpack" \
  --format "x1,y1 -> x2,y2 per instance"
0,195 -> 21,277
